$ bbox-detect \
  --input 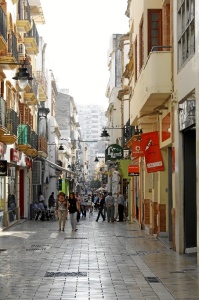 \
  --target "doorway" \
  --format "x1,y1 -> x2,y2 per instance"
183,128 -> 196,249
